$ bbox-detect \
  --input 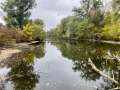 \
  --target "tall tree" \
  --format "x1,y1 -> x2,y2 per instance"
112,0 -> 120,19
73,0 -> 90,19
74,0 -> 104,26
1,0 -> 36,28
